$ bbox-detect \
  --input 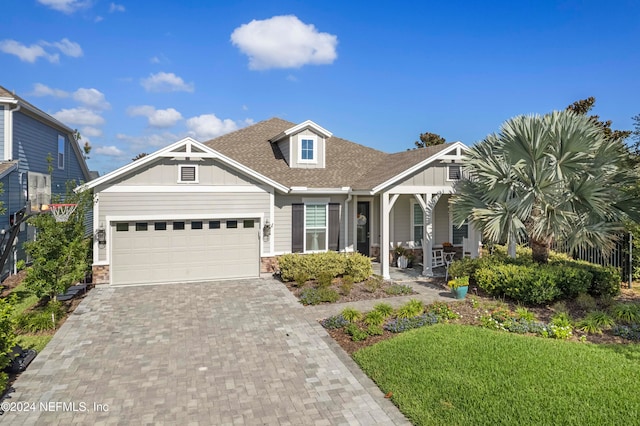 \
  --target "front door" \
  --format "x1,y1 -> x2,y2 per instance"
357,201 -> 370,256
